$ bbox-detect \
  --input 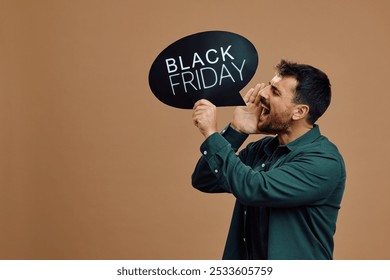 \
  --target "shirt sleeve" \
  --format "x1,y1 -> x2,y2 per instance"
193,129 -> 345,207
191,124 -> 248,193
